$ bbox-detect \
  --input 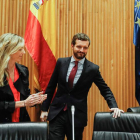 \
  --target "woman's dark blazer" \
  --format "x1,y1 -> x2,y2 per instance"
0,63 -> 30,123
